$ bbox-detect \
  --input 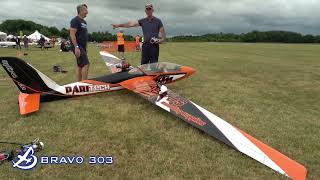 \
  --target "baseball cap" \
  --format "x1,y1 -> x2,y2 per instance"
145,3 -> 153,9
